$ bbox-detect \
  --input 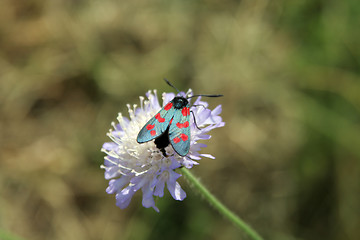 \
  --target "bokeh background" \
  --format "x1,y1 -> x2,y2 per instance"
1,0 -> 359,240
